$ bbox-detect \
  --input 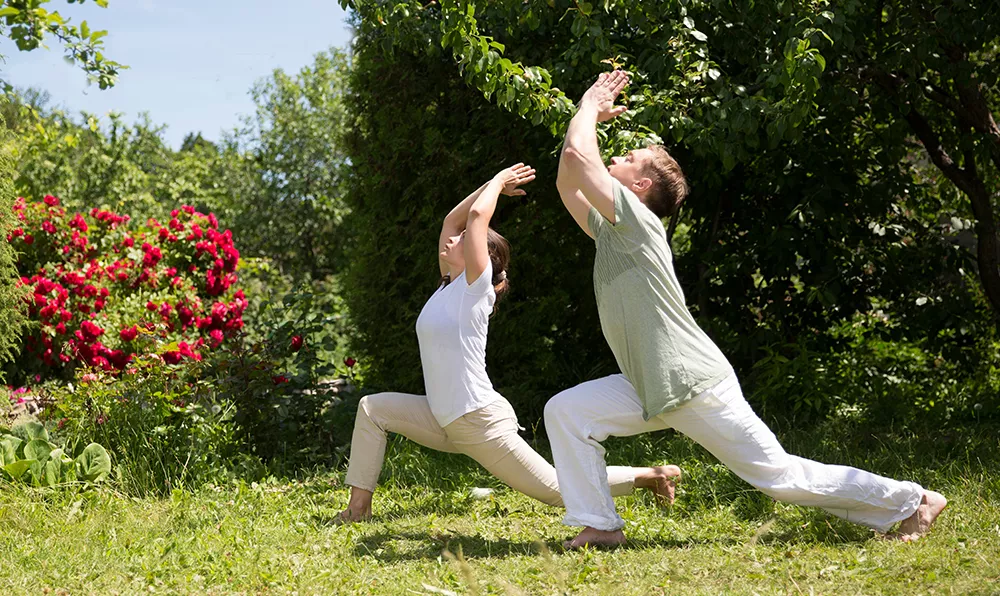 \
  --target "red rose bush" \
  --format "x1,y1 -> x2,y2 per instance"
7,195 -> 247,381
